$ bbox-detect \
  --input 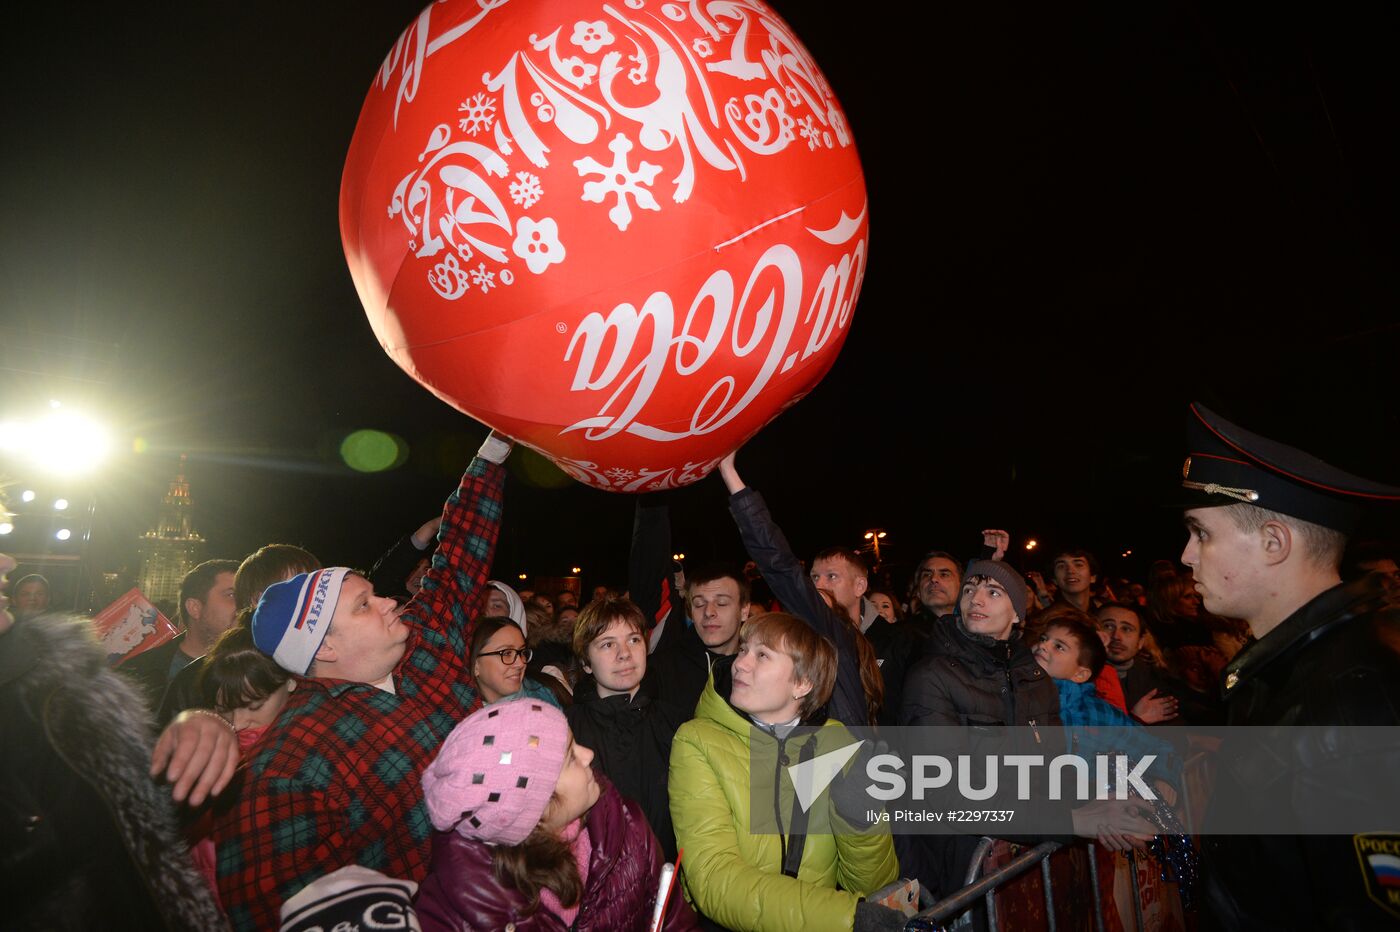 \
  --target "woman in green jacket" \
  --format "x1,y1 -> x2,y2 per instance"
669,613 -> 904,932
